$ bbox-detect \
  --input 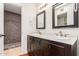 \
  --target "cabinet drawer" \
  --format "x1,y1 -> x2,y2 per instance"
48,43 -> 65,56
